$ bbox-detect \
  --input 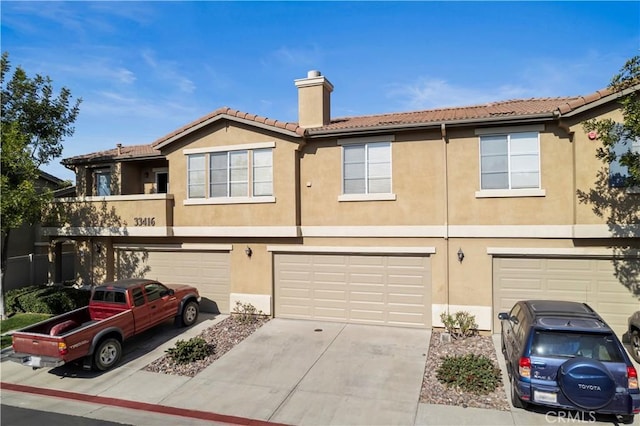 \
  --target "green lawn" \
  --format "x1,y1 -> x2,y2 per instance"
1,313 -> 51,349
